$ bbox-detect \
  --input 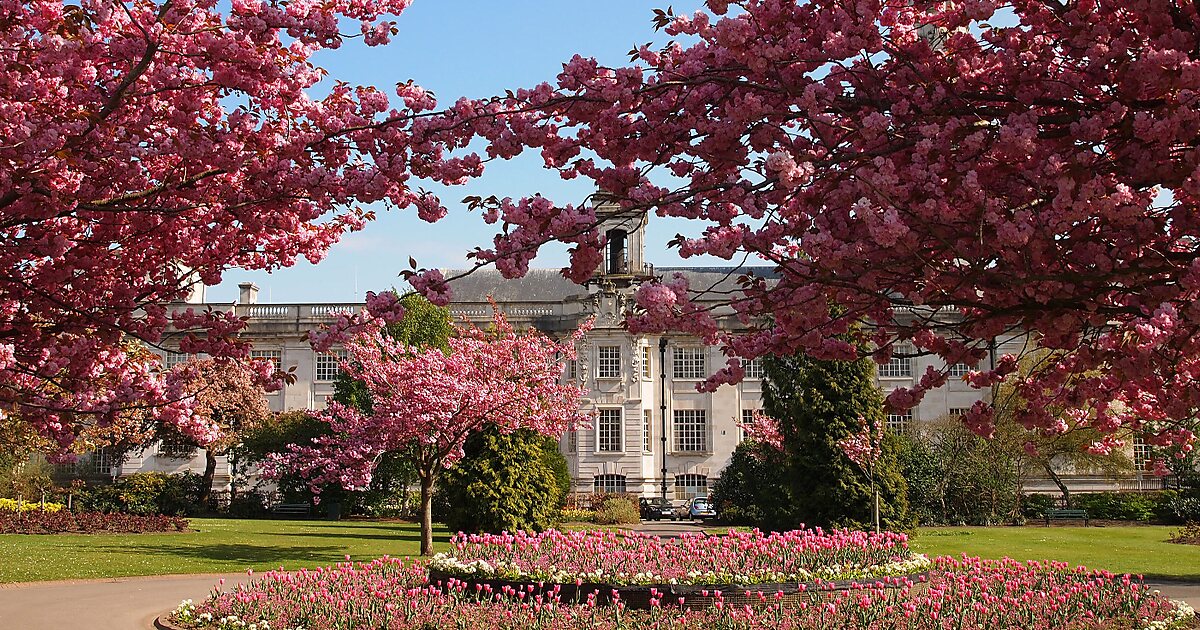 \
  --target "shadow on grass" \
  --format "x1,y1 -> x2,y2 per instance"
89,542 -> 345,565
282,531 -> 451,544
